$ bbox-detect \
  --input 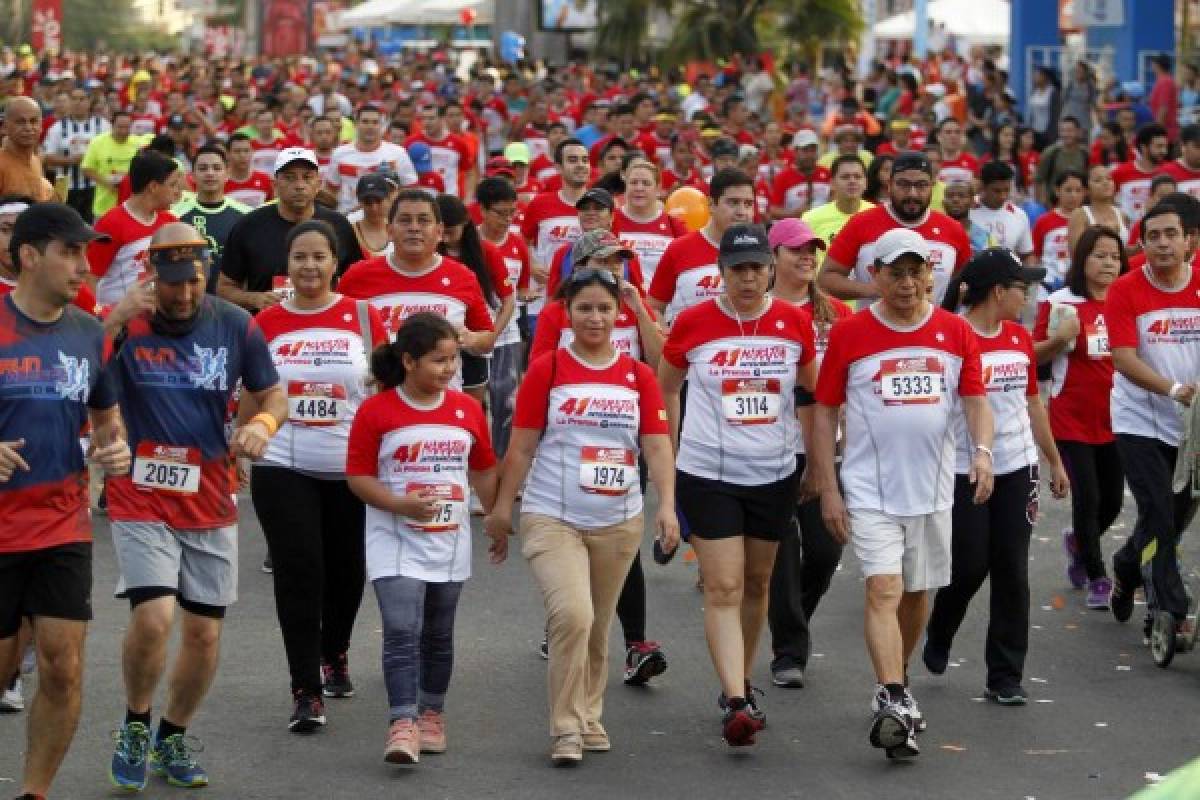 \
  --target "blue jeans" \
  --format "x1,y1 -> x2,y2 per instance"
372,576 -> 463,722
